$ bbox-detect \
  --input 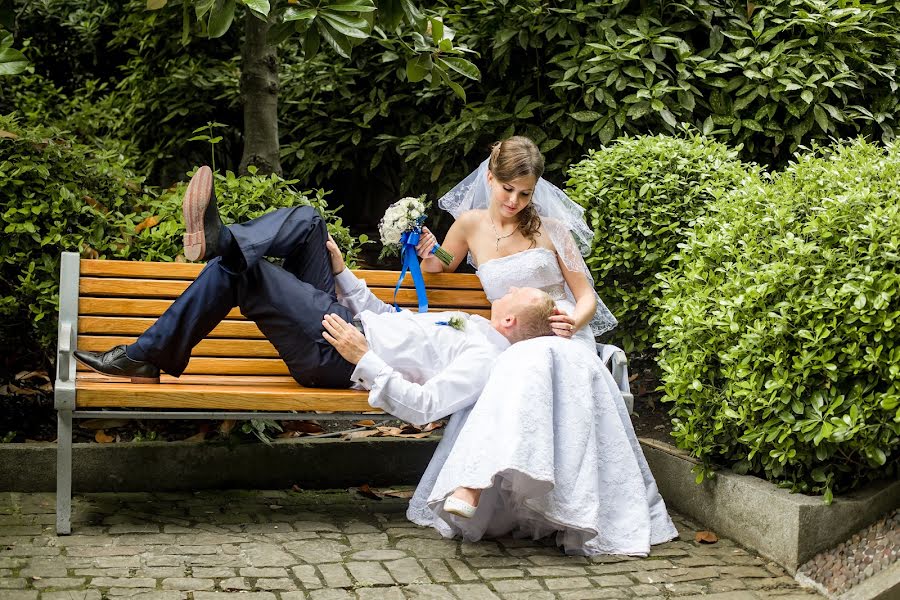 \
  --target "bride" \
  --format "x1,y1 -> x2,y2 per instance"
409,136 -> 678,556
